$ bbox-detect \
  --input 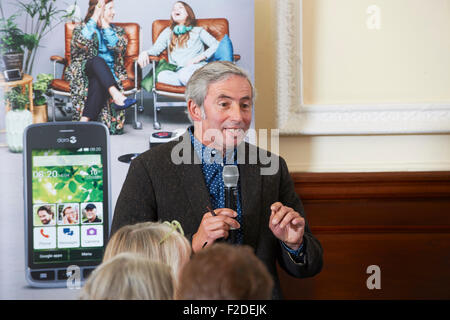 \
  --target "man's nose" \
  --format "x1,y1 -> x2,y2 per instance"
228,102 -> 243,123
